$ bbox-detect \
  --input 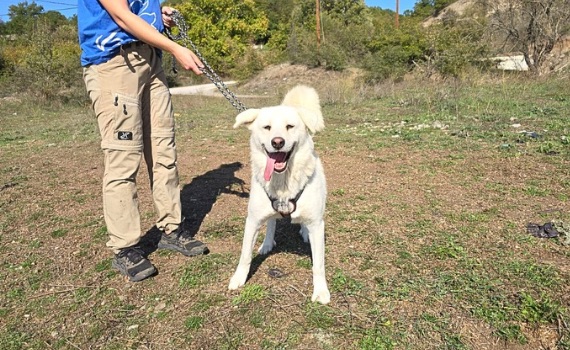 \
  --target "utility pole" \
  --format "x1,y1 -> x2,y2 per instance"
395,0 -> 400,28
316,0 -> 321,49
